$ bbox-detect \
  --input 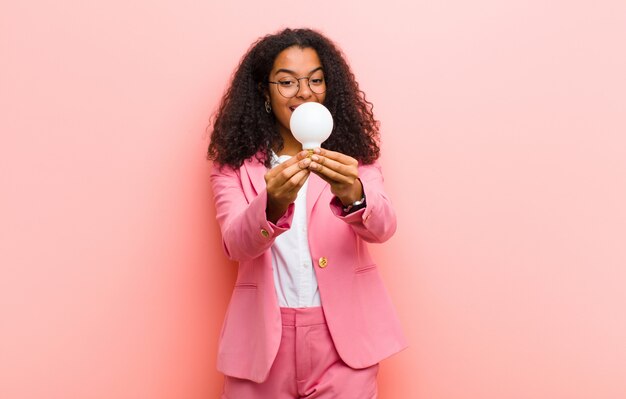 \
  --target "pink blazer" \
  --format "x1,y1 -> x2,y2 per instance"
210,154 -> 407,383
